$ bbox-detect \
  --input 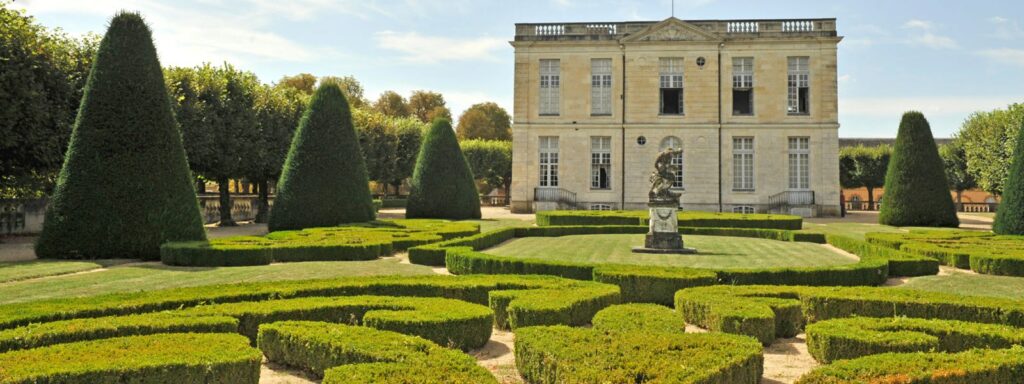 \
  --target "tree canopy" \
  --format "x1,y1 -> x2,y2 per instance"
373,90 -> 411,118
409,90 -> 449,123
36,12 -> 205,259
461,139 -> 512,197
939,140 -> 976,204
0,3 -> 99,198
352,109 -> 425,196
958,103 -> 1024,195
456,102 -> 512,141
839,145 -> 890,205
994,121 -> 1024,234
